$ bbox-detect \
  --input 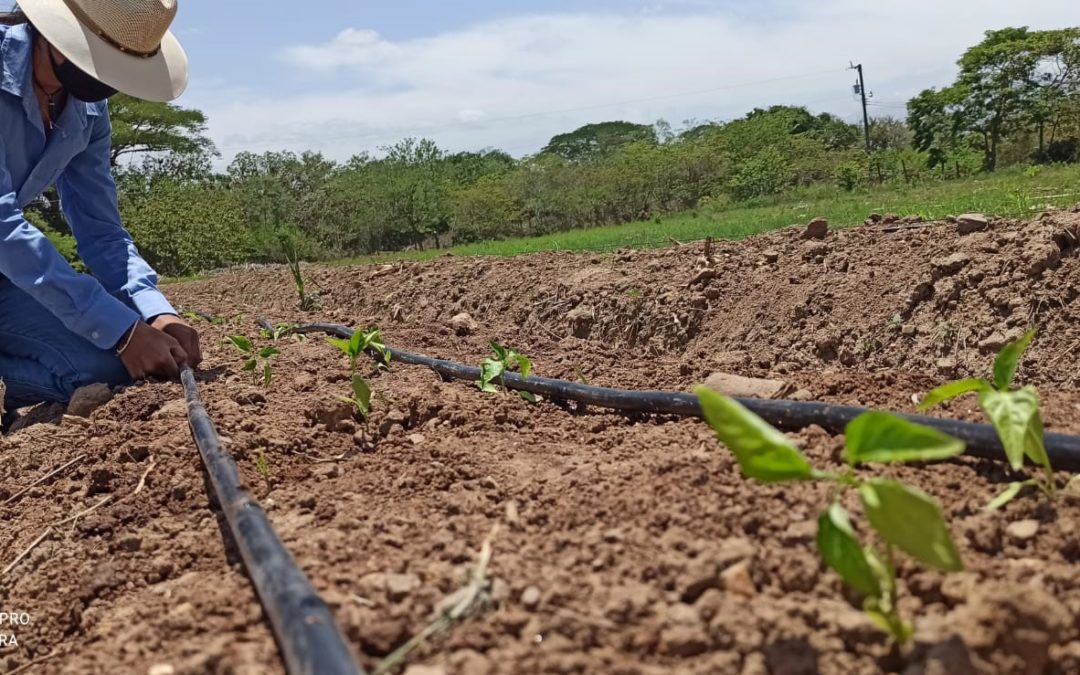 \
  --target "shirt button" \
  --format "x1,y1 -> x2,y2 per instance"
92,331 -> 100,341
